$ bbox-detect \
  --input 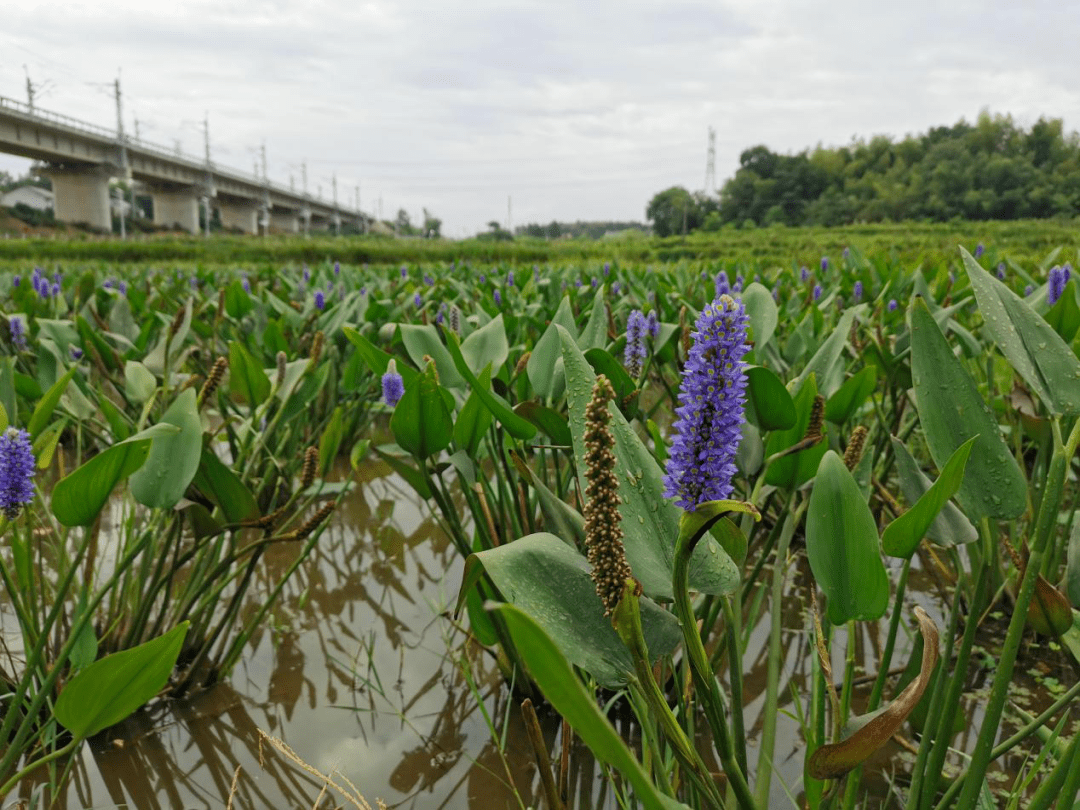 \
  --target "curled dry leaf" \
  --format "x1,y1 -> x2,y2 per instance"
808,606 -> 940,780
